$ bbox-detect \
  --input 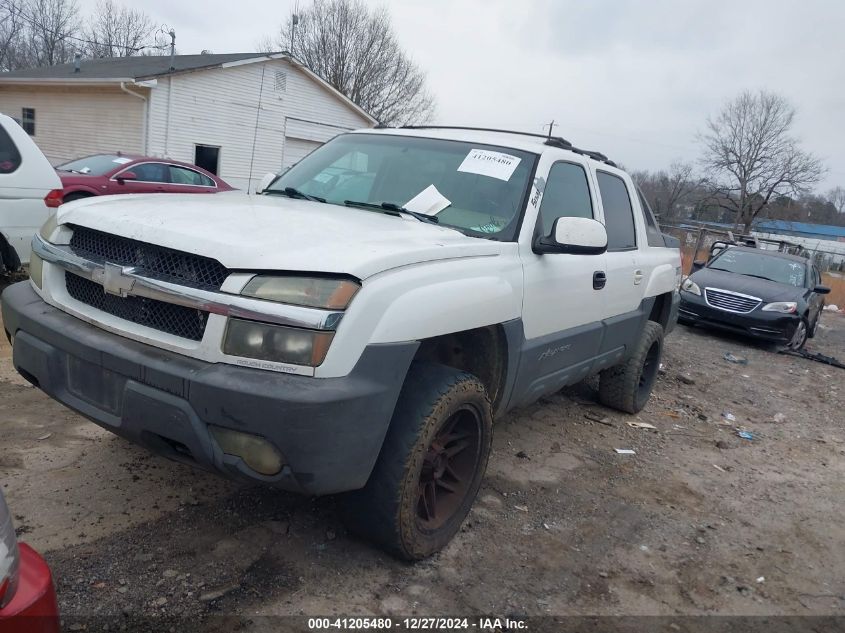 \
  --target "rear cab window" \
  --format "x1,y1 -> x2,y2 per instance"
596,171 -> 637,250
0,123 -> 22,174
